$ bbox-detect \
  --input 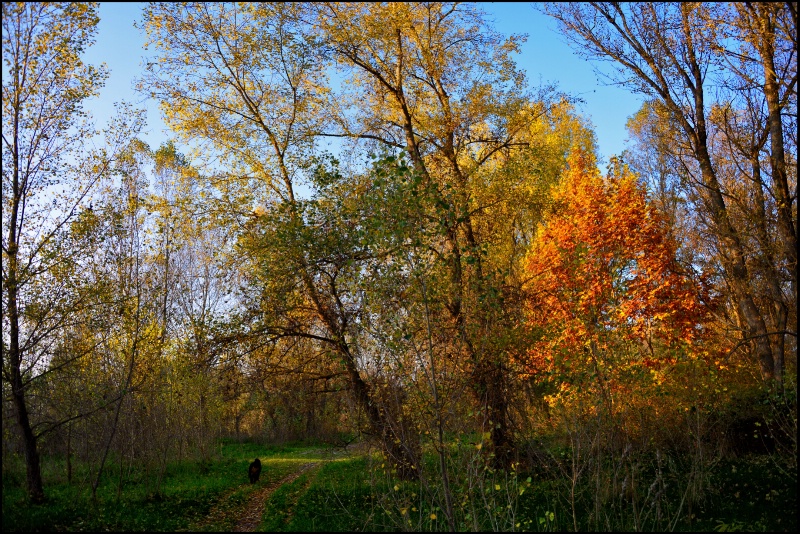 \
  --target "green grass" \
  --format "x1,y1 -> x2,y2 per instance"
2,455 -> 235,531
262,455 -> 391,532
1,441 -> 325,532
3,440 -> 796,532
